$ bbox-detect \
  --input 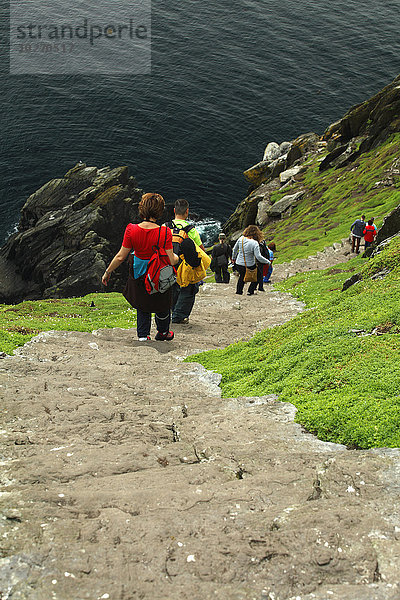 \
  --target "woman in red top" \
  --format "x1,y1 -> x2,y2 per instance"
363,219 -> 377,249
102,193 -> 179,341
